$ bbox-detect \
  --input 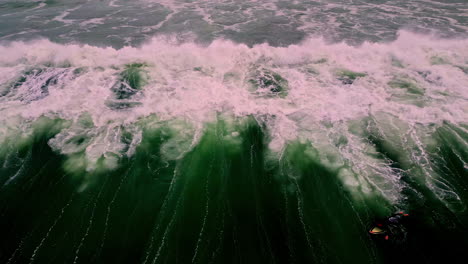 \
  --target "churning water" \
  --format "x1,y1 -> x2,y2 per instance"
0,1 -> 467,263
